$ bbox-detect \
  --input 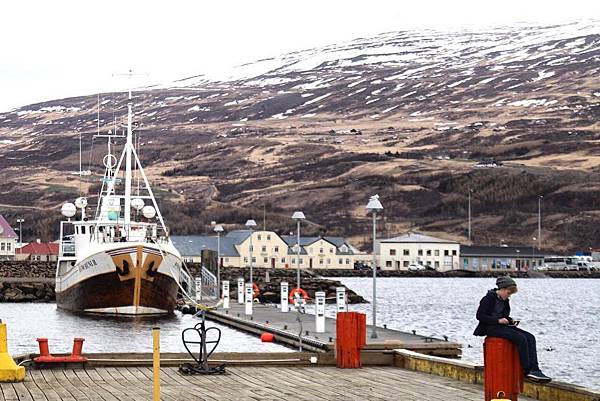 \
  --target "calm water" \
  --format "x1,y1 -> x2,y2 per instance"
1,277 -> 598,391
0,304 -> 288,355
322,277 -> 600,391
